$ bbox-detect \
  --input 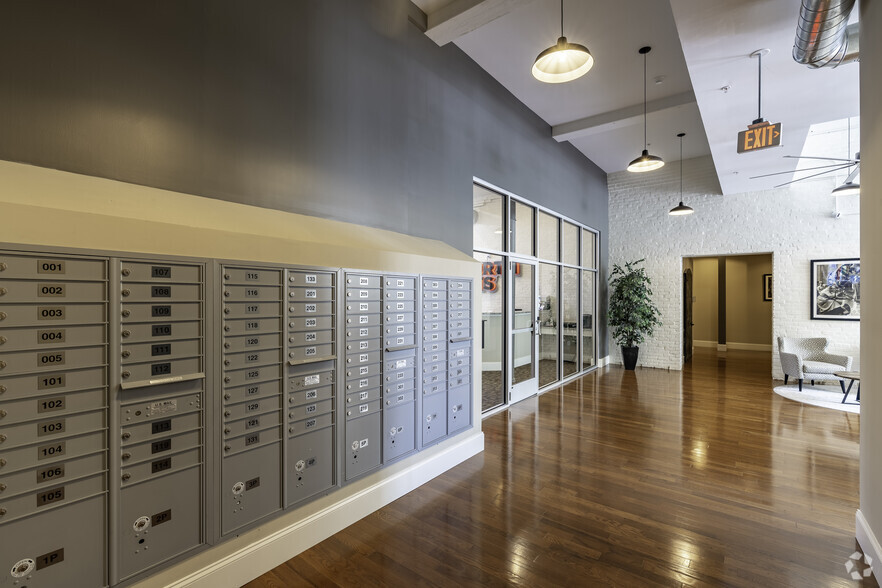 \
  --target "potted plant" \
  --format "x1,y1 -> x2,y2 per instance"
608,259 -> 661,370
